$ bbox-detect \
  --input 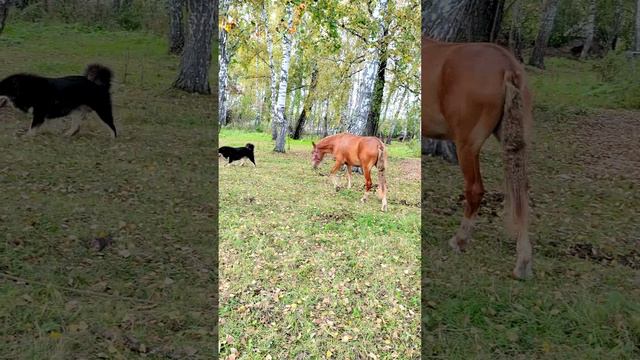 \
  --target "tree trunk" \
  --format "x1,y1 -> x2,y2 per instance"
168,0 -> 185,55
509,0 -> 524,62
173,0 -> 215,94
529,0 -> 560,69
610,0 -> 622,51
292,64 -> 318,139
218,0 -> 231,124
273,4 -> 294,153
364,26 -> 389,137
0,0 -> 9,35
349,0 -> 389,135
636,0 -> 640,51
580,0 -> 596,59
261,1 -> 278,140
423,0 -> 503,42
